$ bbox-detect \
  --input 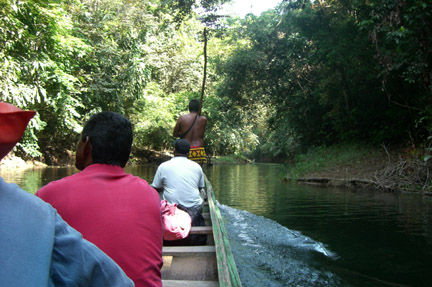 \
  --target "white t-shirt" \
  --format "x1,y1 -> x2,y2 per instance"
151,156 -> 204,208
